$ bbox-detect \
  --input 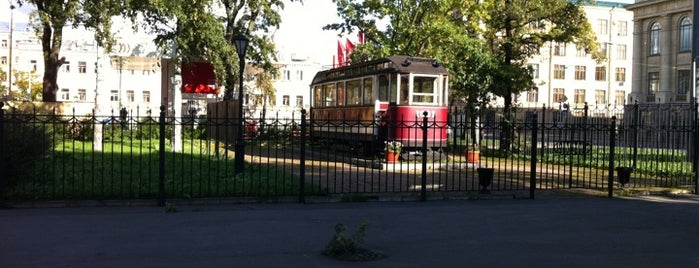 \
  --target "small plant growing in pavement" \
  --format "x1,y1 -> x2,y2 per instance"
165,202 -> 178,213
323,221 -> 385,262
